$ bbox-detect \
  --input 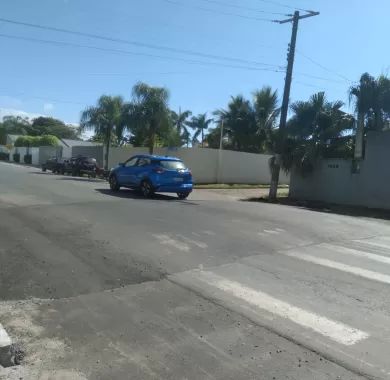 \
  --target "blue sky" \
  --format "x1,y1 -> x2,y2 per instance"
0,0 -> 388,127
